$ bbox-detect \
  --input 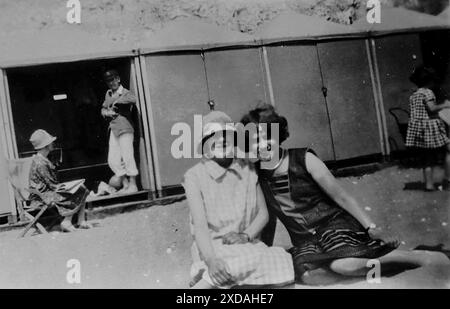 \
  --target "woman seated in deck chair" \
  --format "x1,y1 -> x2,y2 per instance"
28,129 -> 92,232
183,111 -> 294,289
240,104 -> 450,285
